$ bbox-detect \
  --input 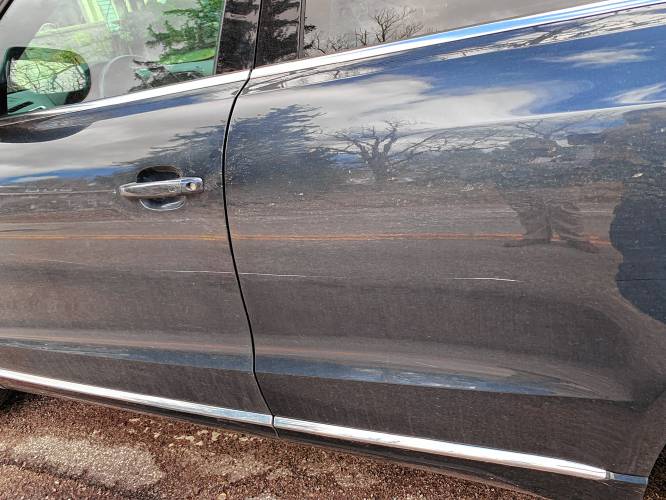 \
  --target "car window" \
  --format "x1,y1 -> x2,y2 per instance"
0,0 -> 226,118
300,0 -> 596,58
